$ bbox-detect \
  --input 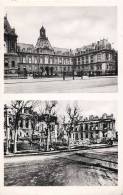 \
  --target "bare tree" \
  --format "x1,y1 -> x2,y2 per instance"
30,100 -> 57,151
44,101 -> 57,151
10,100 -> 31,153
65,103 -> 82,150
